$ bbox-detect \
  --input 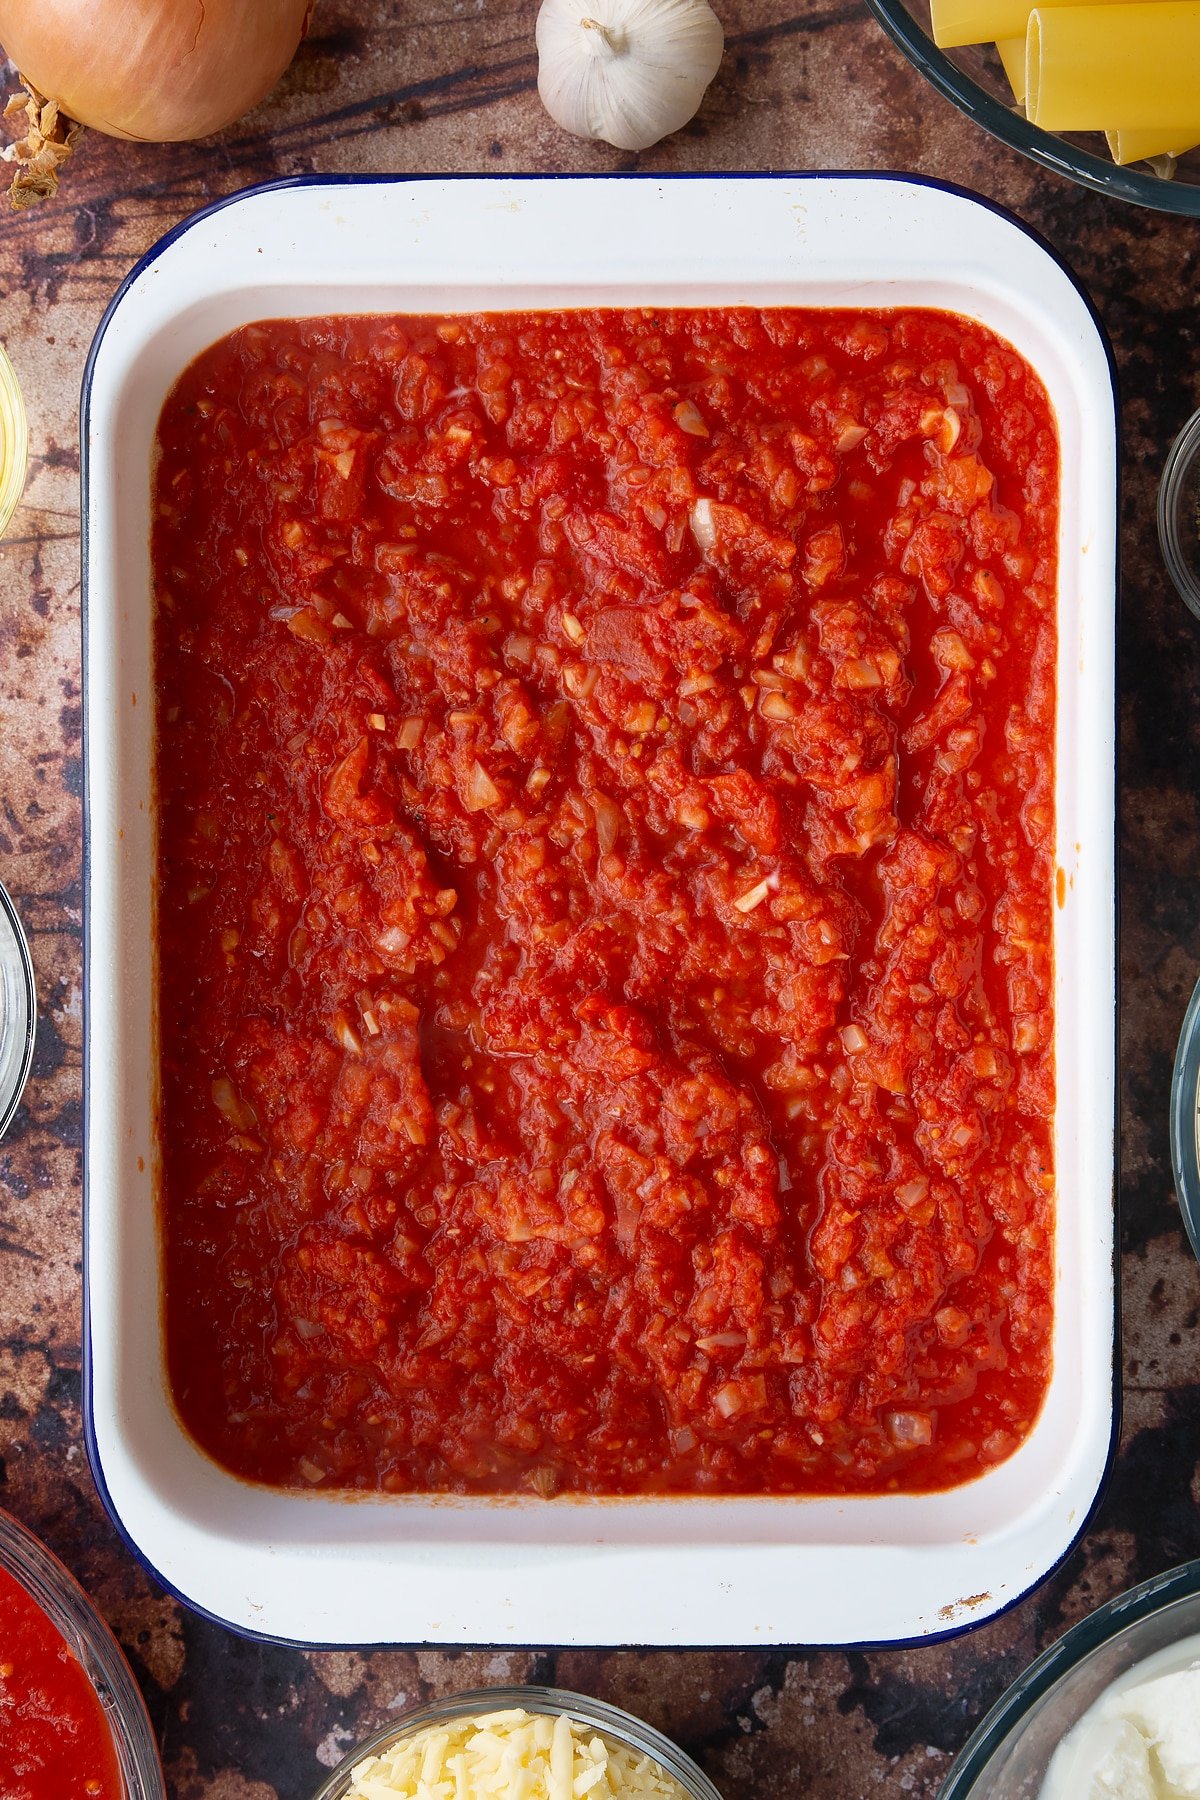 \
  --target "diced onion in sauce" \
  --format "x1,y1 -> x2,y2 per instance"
593,794 -> 622,854
689,497 -> 717,550
466,762 -> 502,811
885,1410 -> 934,1448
